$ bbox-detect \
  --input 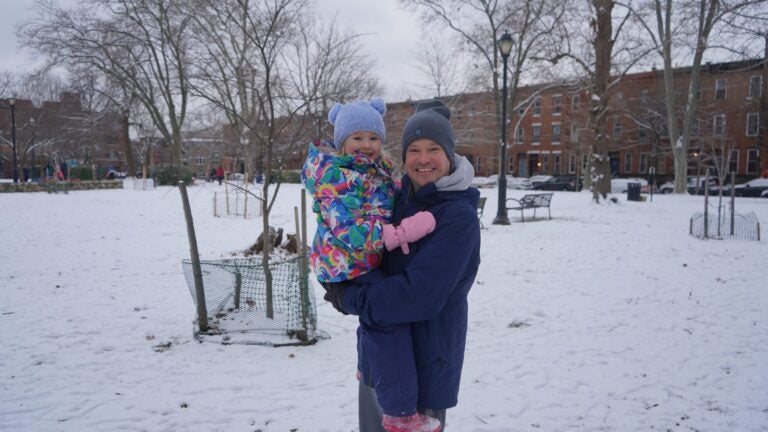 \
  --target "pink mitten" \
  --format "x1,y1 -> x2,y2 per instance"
381,211 -> 436,255
399,211 -> 436,242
